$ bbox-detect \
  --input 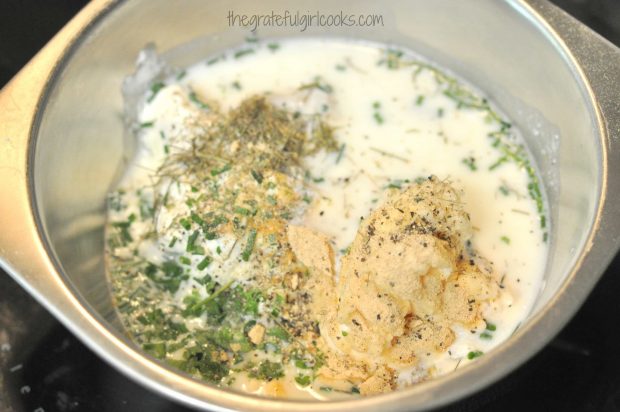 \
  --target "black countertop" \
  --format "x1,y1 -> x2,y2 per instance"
1,1 -> 619,411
